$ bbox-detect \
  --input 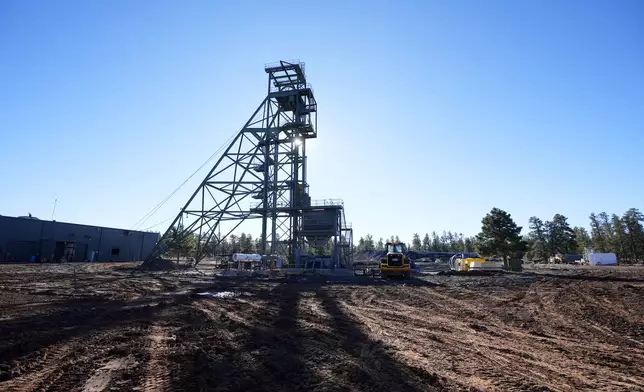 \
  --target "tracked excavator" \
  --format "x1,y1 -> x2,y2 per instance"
380,241 -> 411,279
